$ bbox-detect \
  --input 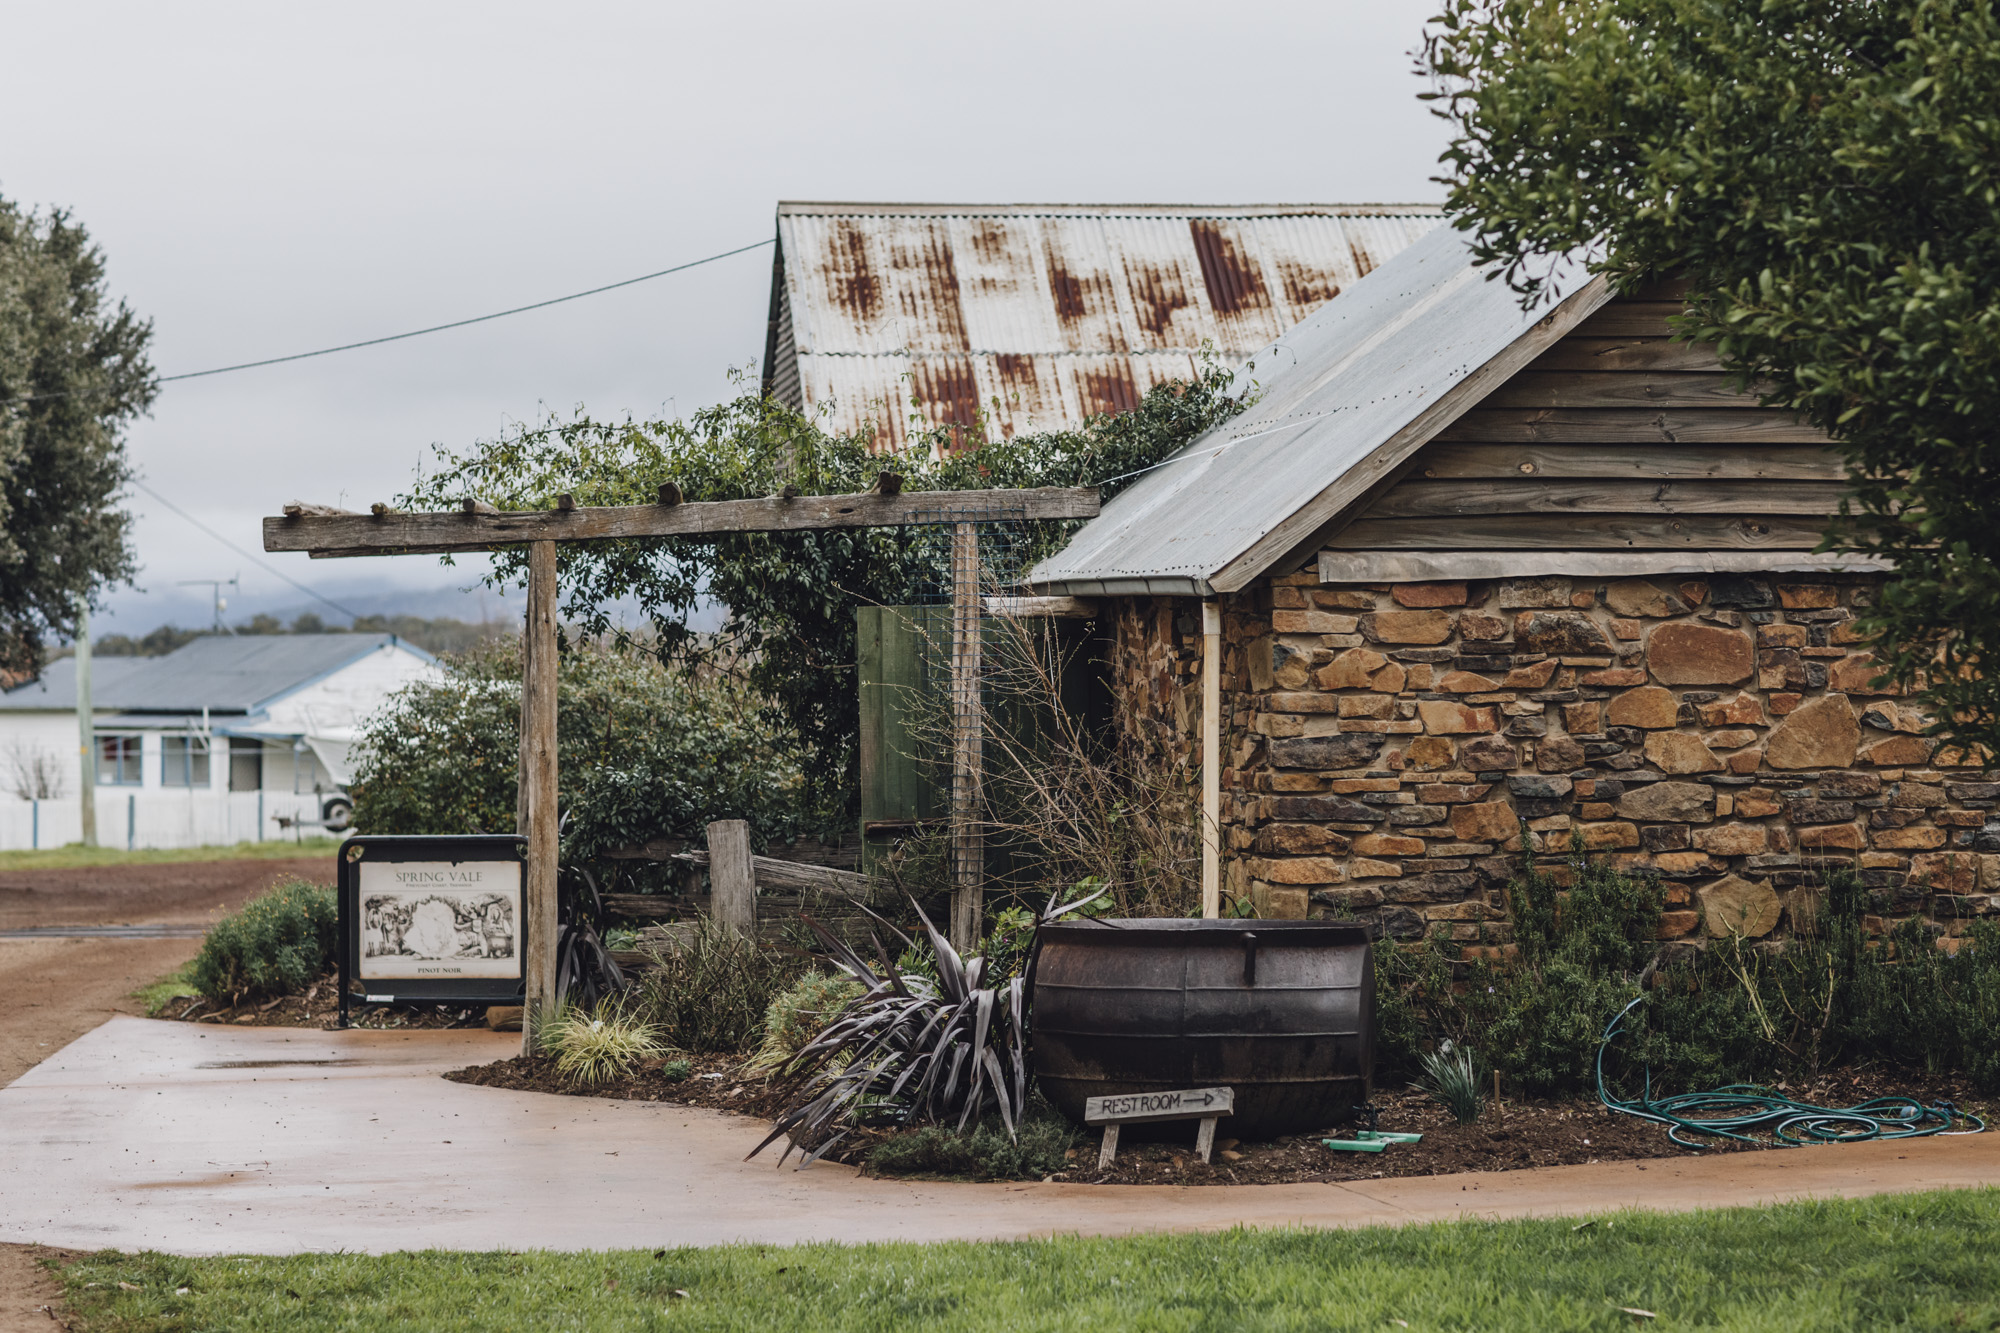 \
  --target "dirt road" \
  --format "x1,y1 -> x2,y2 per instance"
0,856 -> 333,1086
